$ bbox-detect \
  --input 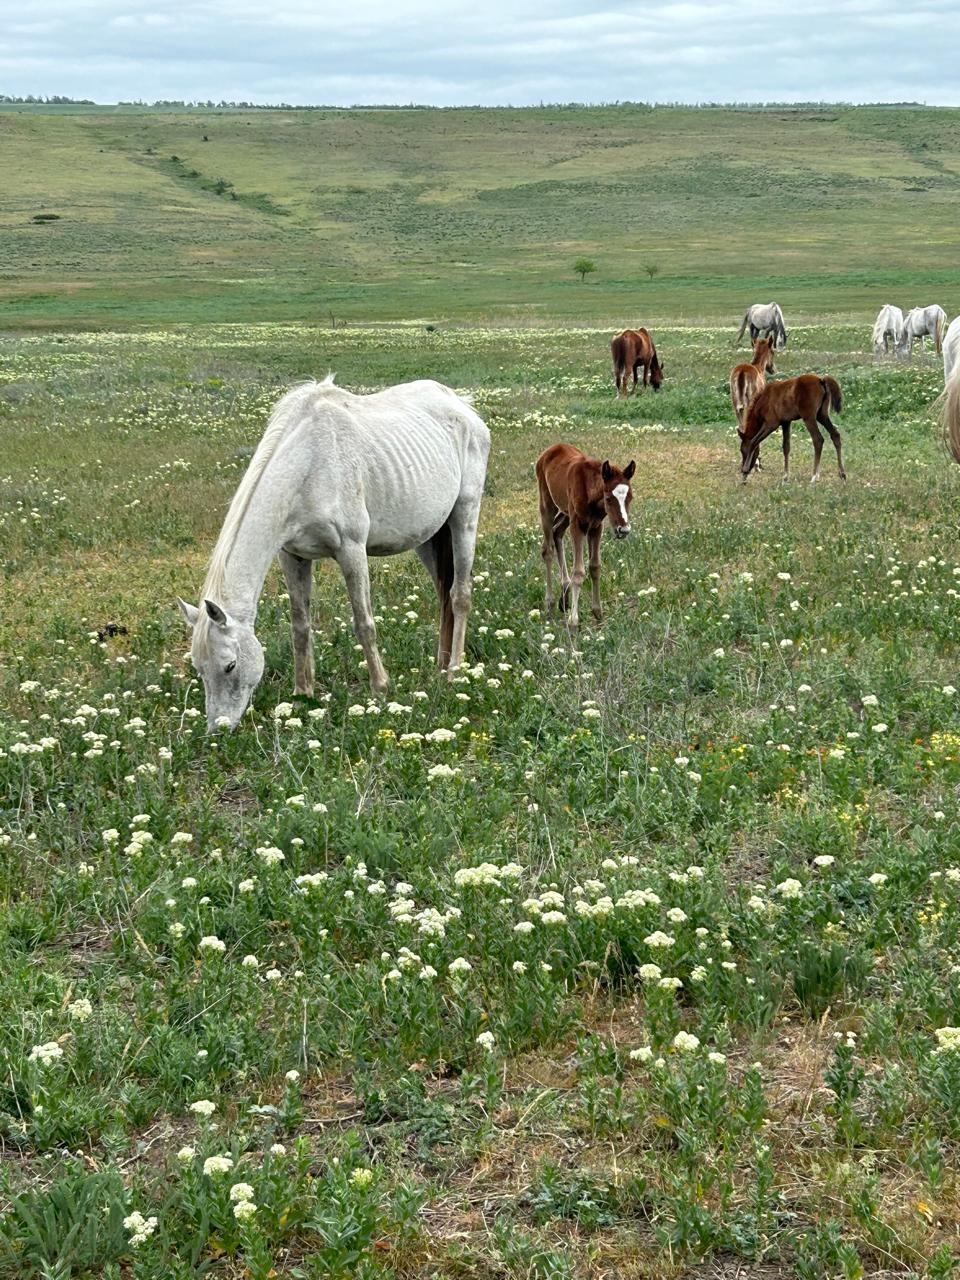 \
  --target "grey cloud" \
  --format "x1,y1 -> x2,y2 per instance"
1,1 -> 956,104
